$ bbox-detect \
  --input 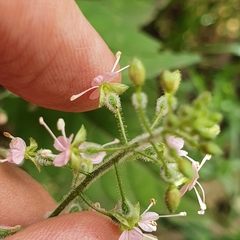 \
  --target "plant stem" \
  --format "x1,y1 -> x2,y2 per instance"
115,108 -> 128,144
80,193 -> 118,221
48,151 -> 126,217
151,107 -> 165,130
135,89 -> 152,134
48,127 -> 164,218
